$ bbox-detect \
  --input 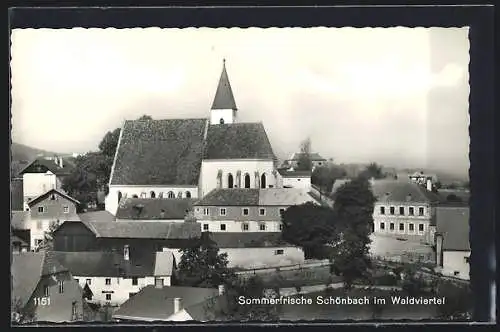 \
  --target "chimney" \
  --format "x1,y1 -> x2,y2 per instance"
435,233 -> 444,267
426,178 -> 433,191
59,157 -> 63,168
218,284 -> 225,296
174,297 -> 183,313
